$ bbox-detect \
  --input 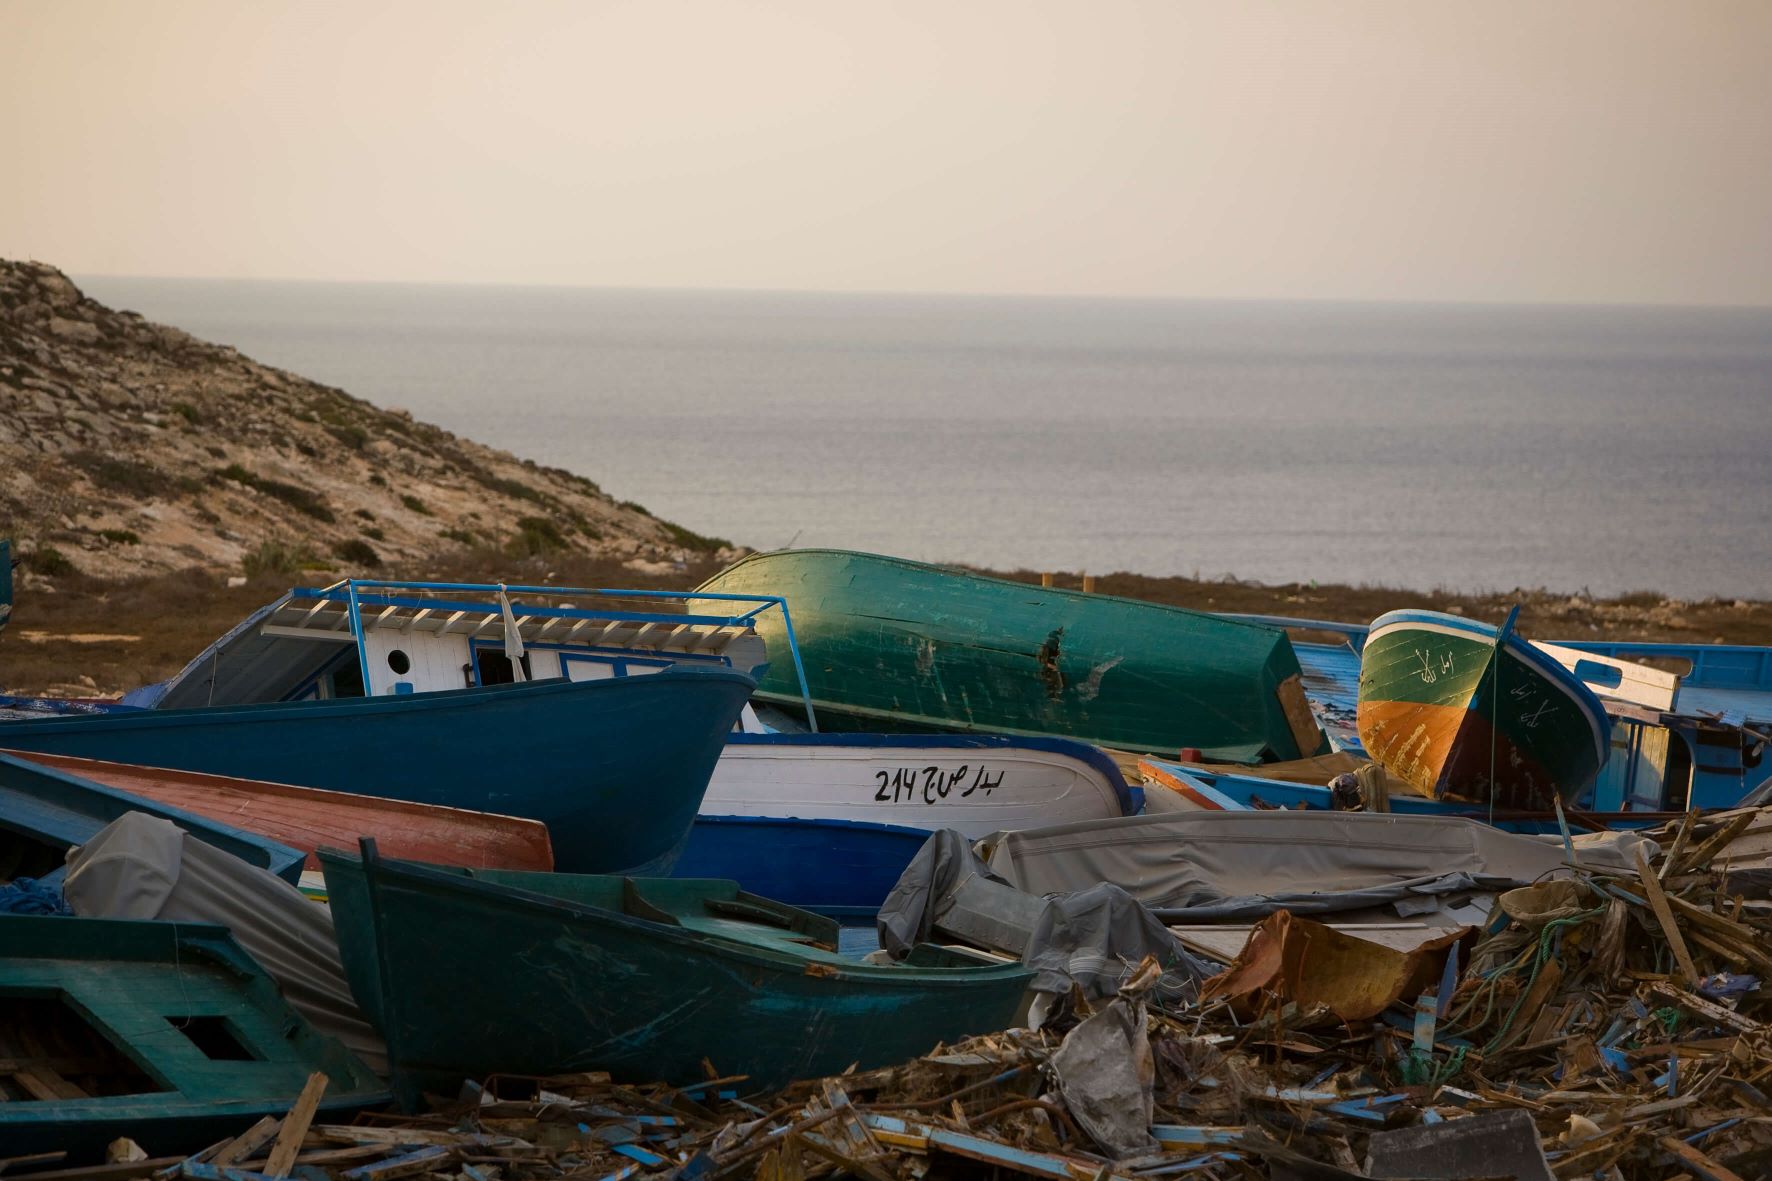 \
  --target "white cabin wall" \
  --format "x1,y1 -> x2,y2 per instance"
362,627 -> 473,695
